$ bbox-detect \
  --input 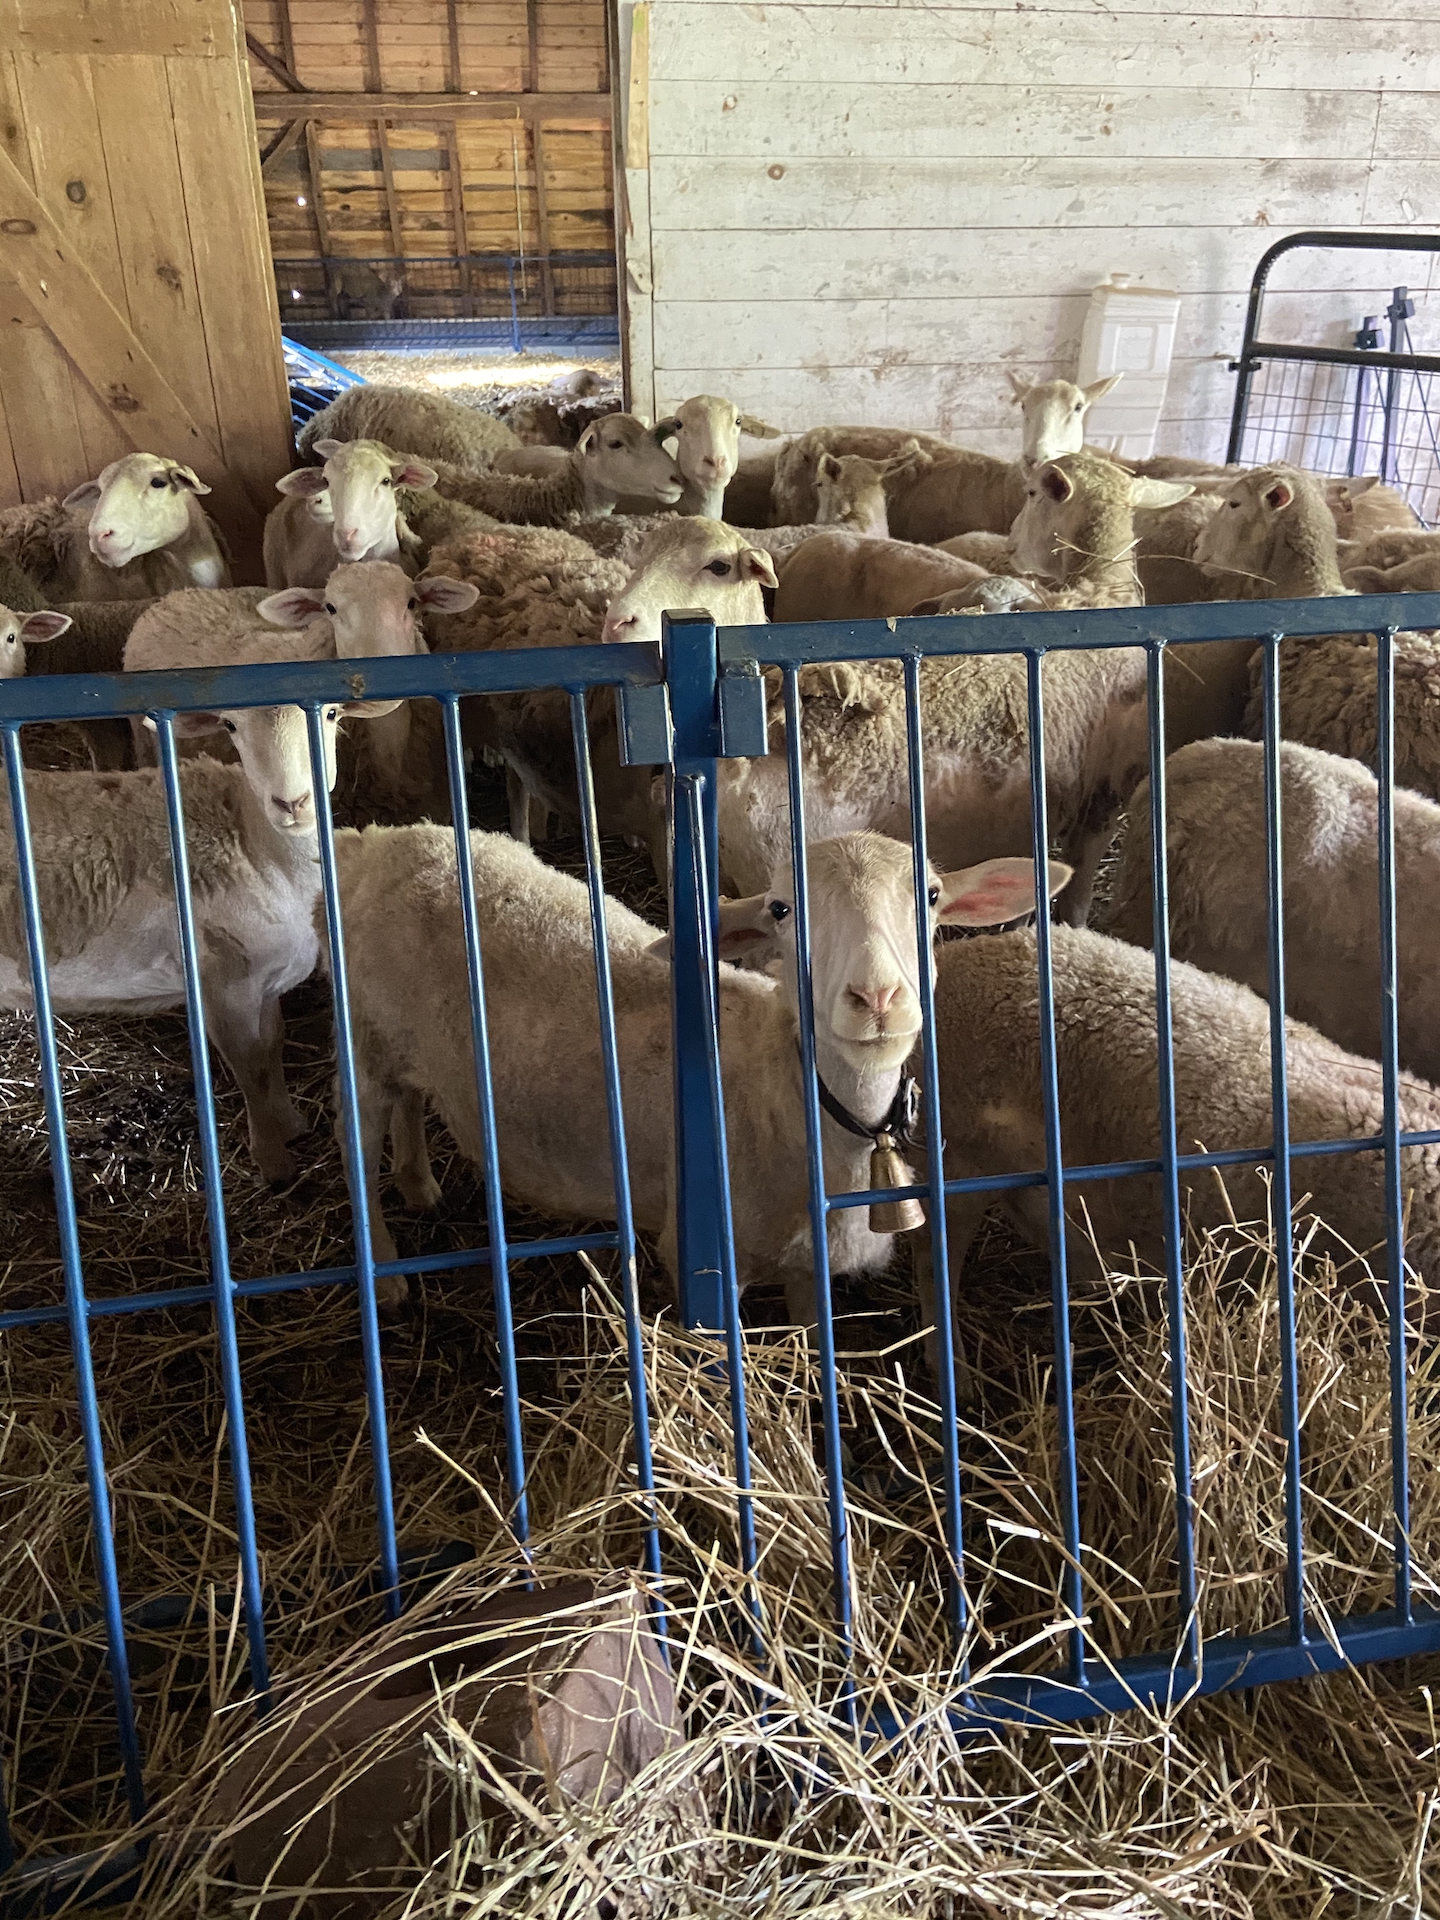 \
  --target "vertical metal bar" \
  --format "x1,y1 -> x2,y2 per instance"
1024,653 -> 1086,1688
901,654 -> 967,1642
1259,637 -> 1306,1642
151,716 -> 270,1701
678,773 -> 763,1657
506,257 -> 522,354
1,727 -> 147,1822
780,666 -> 855,1700
566,692 -> 663,1601
1382,288 -> 1407,485
663,611 -> 727,1333
305,706 -> 401,1613
1141,649 -> 1199,1665
1374,628 -> 1413,1619
438,699 -> 530,1546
